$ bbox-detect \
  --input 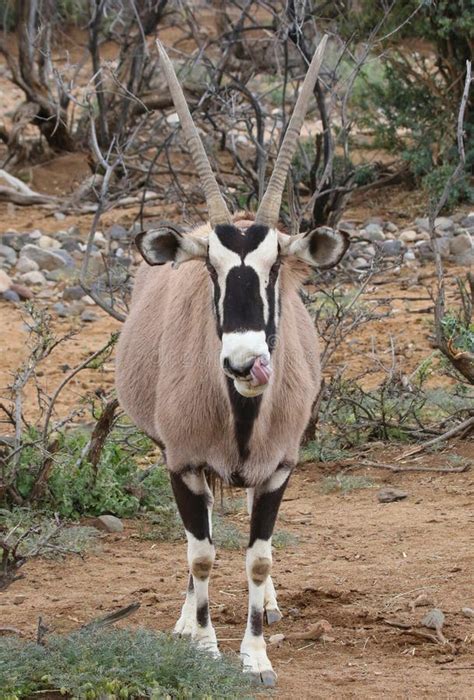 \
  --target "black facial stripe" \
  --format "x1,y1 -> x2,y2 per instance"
222,265 -> 264,333
214,223 -> 269,258
265,259 -> 281,341
206,259 -> 222,333
248,465 -> 292,547
227,377 -> 262,461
